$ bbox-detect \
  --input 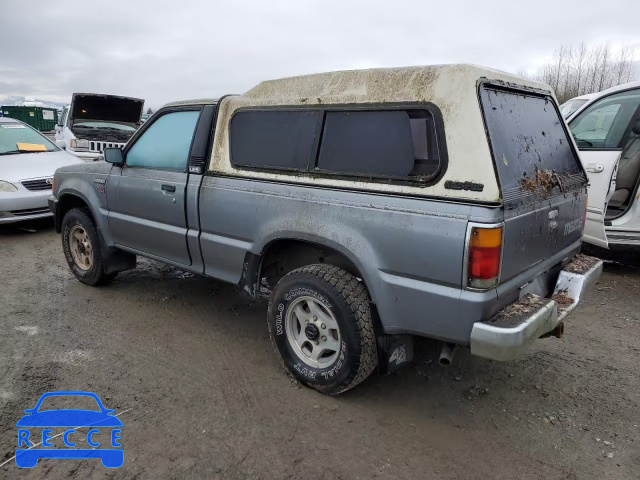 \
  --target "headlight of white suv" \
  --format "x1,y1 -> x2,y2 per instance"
70,139 -> 89,150
0,181 -> 18,192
